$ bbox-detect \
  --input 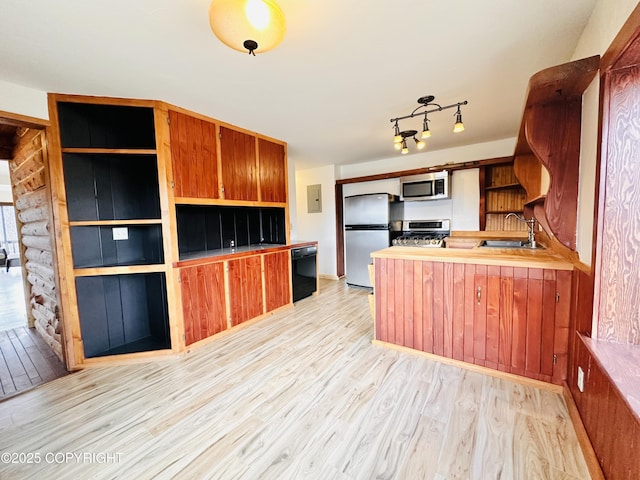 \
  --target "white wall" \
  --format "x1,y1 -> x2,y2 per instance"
0,79 -> 48,120
294,164 -> 337,278
342,168 -> 480,231
576,78 -> 599,265
337,138 -> 515,179
571,0 -> 638,266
